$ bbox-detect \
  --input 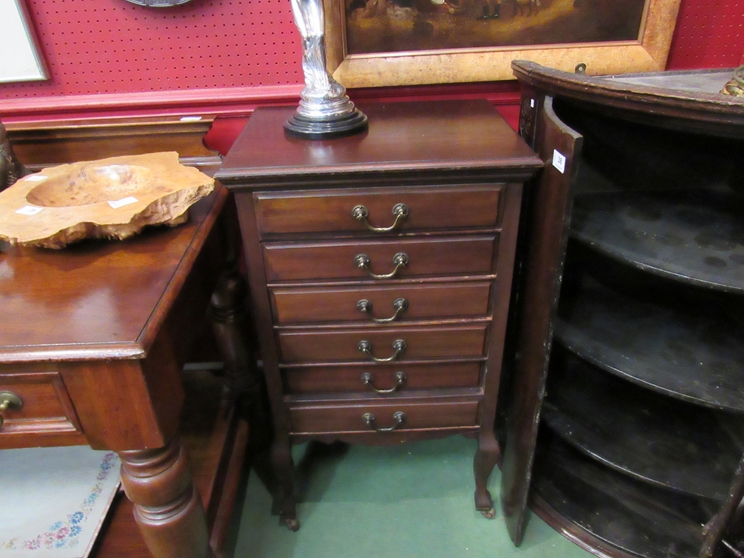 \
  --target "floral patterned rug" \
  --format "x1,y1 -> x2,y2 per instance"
0,446 -> 120,558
